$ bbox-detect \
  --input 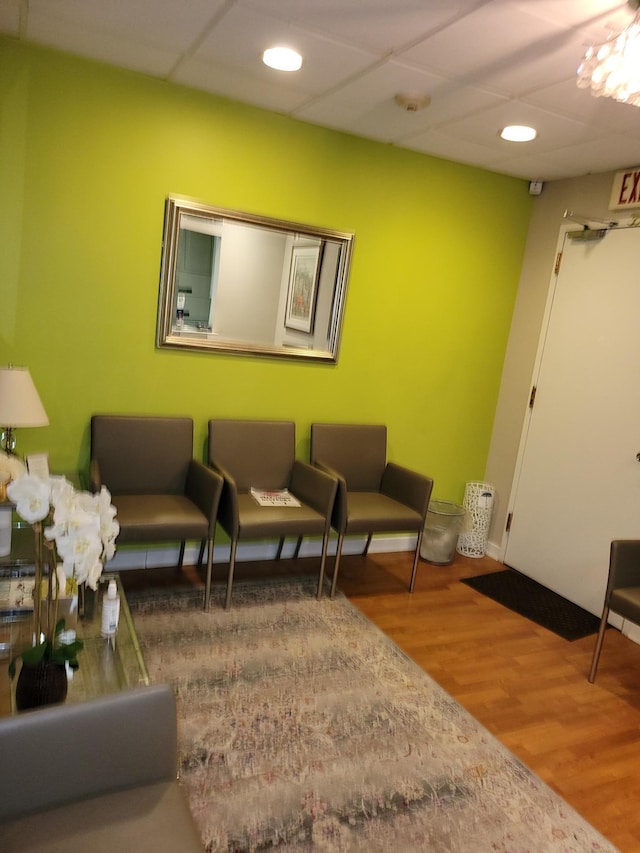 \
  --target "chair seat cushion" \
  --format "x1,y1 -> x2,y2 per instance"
344,492 -> 423,535
113,494 -> 208,542
236,493 -> 326,539
610,586 -> 640,625
0,781 -> 203,853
